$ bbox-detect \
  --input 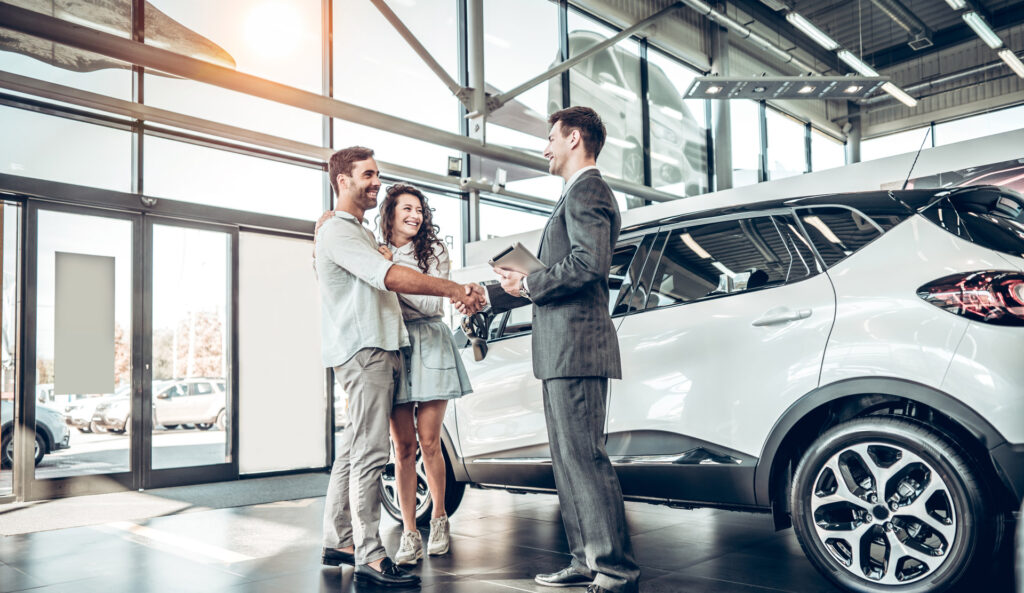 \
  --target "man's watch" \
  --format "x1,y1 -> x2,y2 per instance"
518,278 -> 531,299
